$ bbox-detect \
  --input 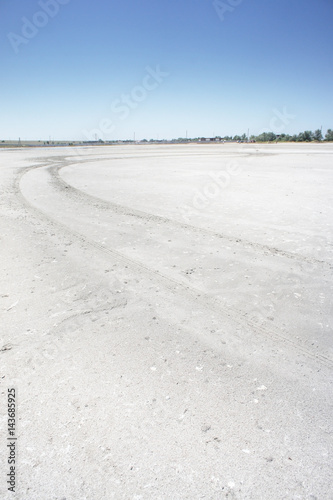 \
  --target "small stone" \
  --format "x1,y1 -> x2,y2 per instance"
0,344 -> 13,352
